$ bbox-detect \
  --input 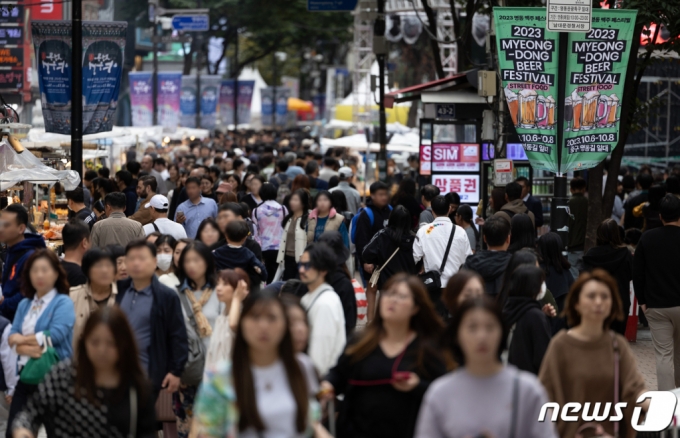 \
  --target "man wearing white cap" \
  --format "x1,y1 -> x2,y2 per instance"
329,167 -> 362,214
143,194 -> 188,240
